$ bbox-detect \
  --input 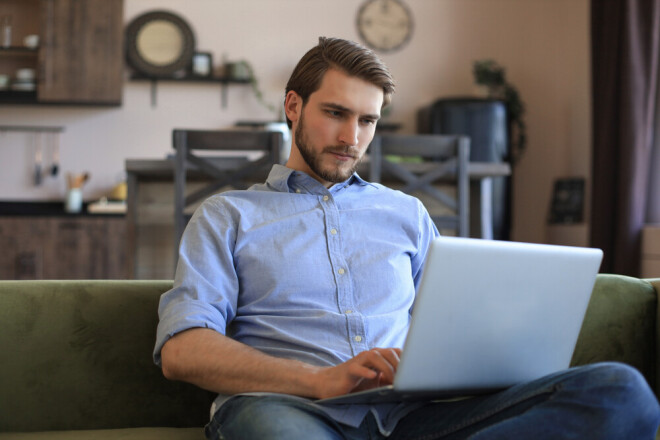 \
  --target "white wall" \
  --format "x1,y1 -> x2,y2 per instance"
0,0 -> 590,244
